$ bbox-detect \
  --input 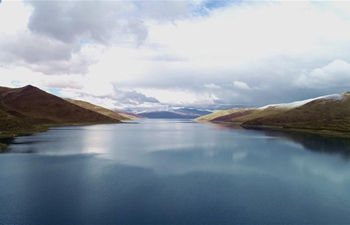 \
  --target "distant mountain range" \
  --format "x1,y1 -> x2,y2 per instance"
136,108 -> 212,119
196,92 -> 350,134
0,85 -> 134,138
3,84 -> 349,142
113,109 -> 146,119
